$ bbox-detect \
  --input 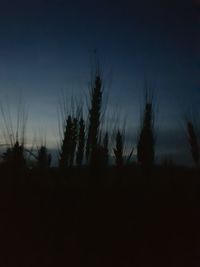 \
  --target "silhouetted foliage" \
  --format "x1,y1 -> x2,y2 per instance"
2,141 -> 26,170
187,121 -> 199,167
86,74 -> 103,167
76,117 -> 85,166
59,115 -> 79,168
137,90 -> 155,168
103,132 -> 109,167
126,147 -> 134,165
0,62 -> 199,267
37,145 -> 51,169
0,100 -> 28,170
113,131 -> 123,168
69,118 -> 78,167
90,144 -> 107,169
59,115 -> 73,169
